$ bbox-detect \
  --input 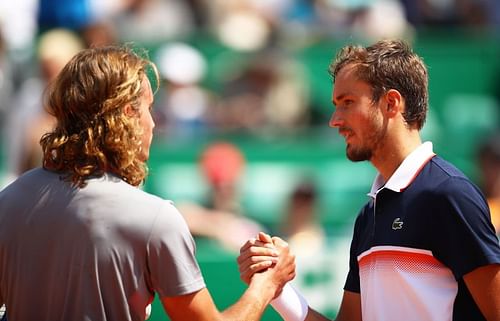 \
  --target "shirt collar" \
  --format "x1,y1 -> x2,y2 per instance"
368,141 -> 436,198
